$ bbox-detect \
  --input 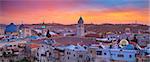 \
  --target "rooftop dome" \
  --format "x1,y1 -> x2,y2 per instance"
5,23 -> 17,32
119,39 -> 129,48
78,16 -> 84,24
